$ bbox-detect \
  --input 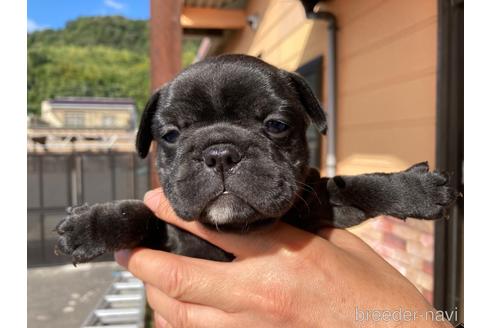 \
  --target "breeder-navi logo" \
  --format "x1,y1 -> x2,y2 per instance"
355,305 -> 458,323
